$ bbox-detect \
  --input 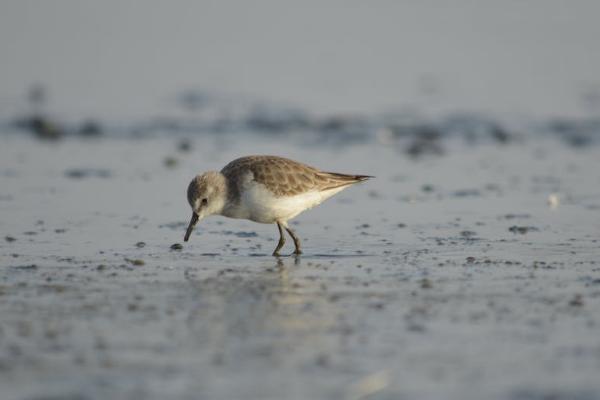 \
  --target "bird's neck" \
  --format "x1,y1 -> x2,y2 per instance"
210,173 -> 229,217
220,174 -> 247,218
